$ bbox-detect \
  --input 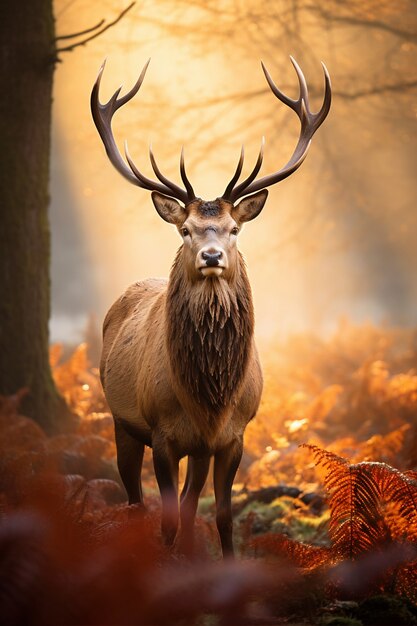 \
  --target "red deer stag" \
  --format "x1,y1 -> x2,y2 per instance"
91,57 -> 331,556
